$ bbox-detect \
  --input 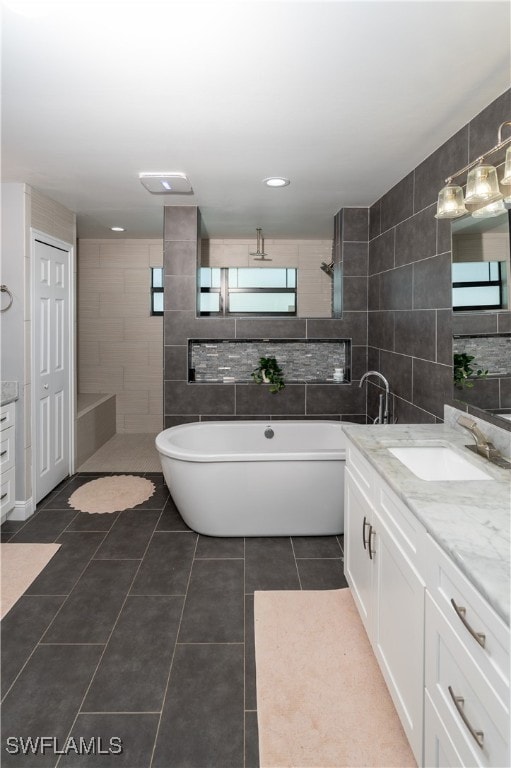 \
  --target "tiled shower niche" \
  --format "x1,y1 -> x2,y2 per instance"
189,339 -> 350,384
